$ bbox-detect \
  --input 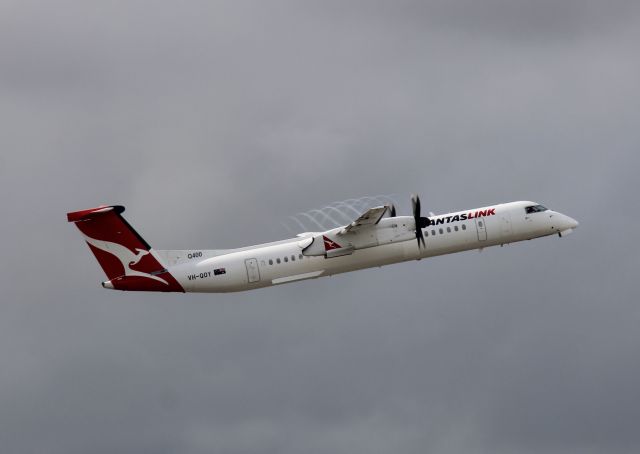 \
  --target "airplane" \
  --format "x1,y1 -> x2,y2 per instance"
67,195 -> 578,293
